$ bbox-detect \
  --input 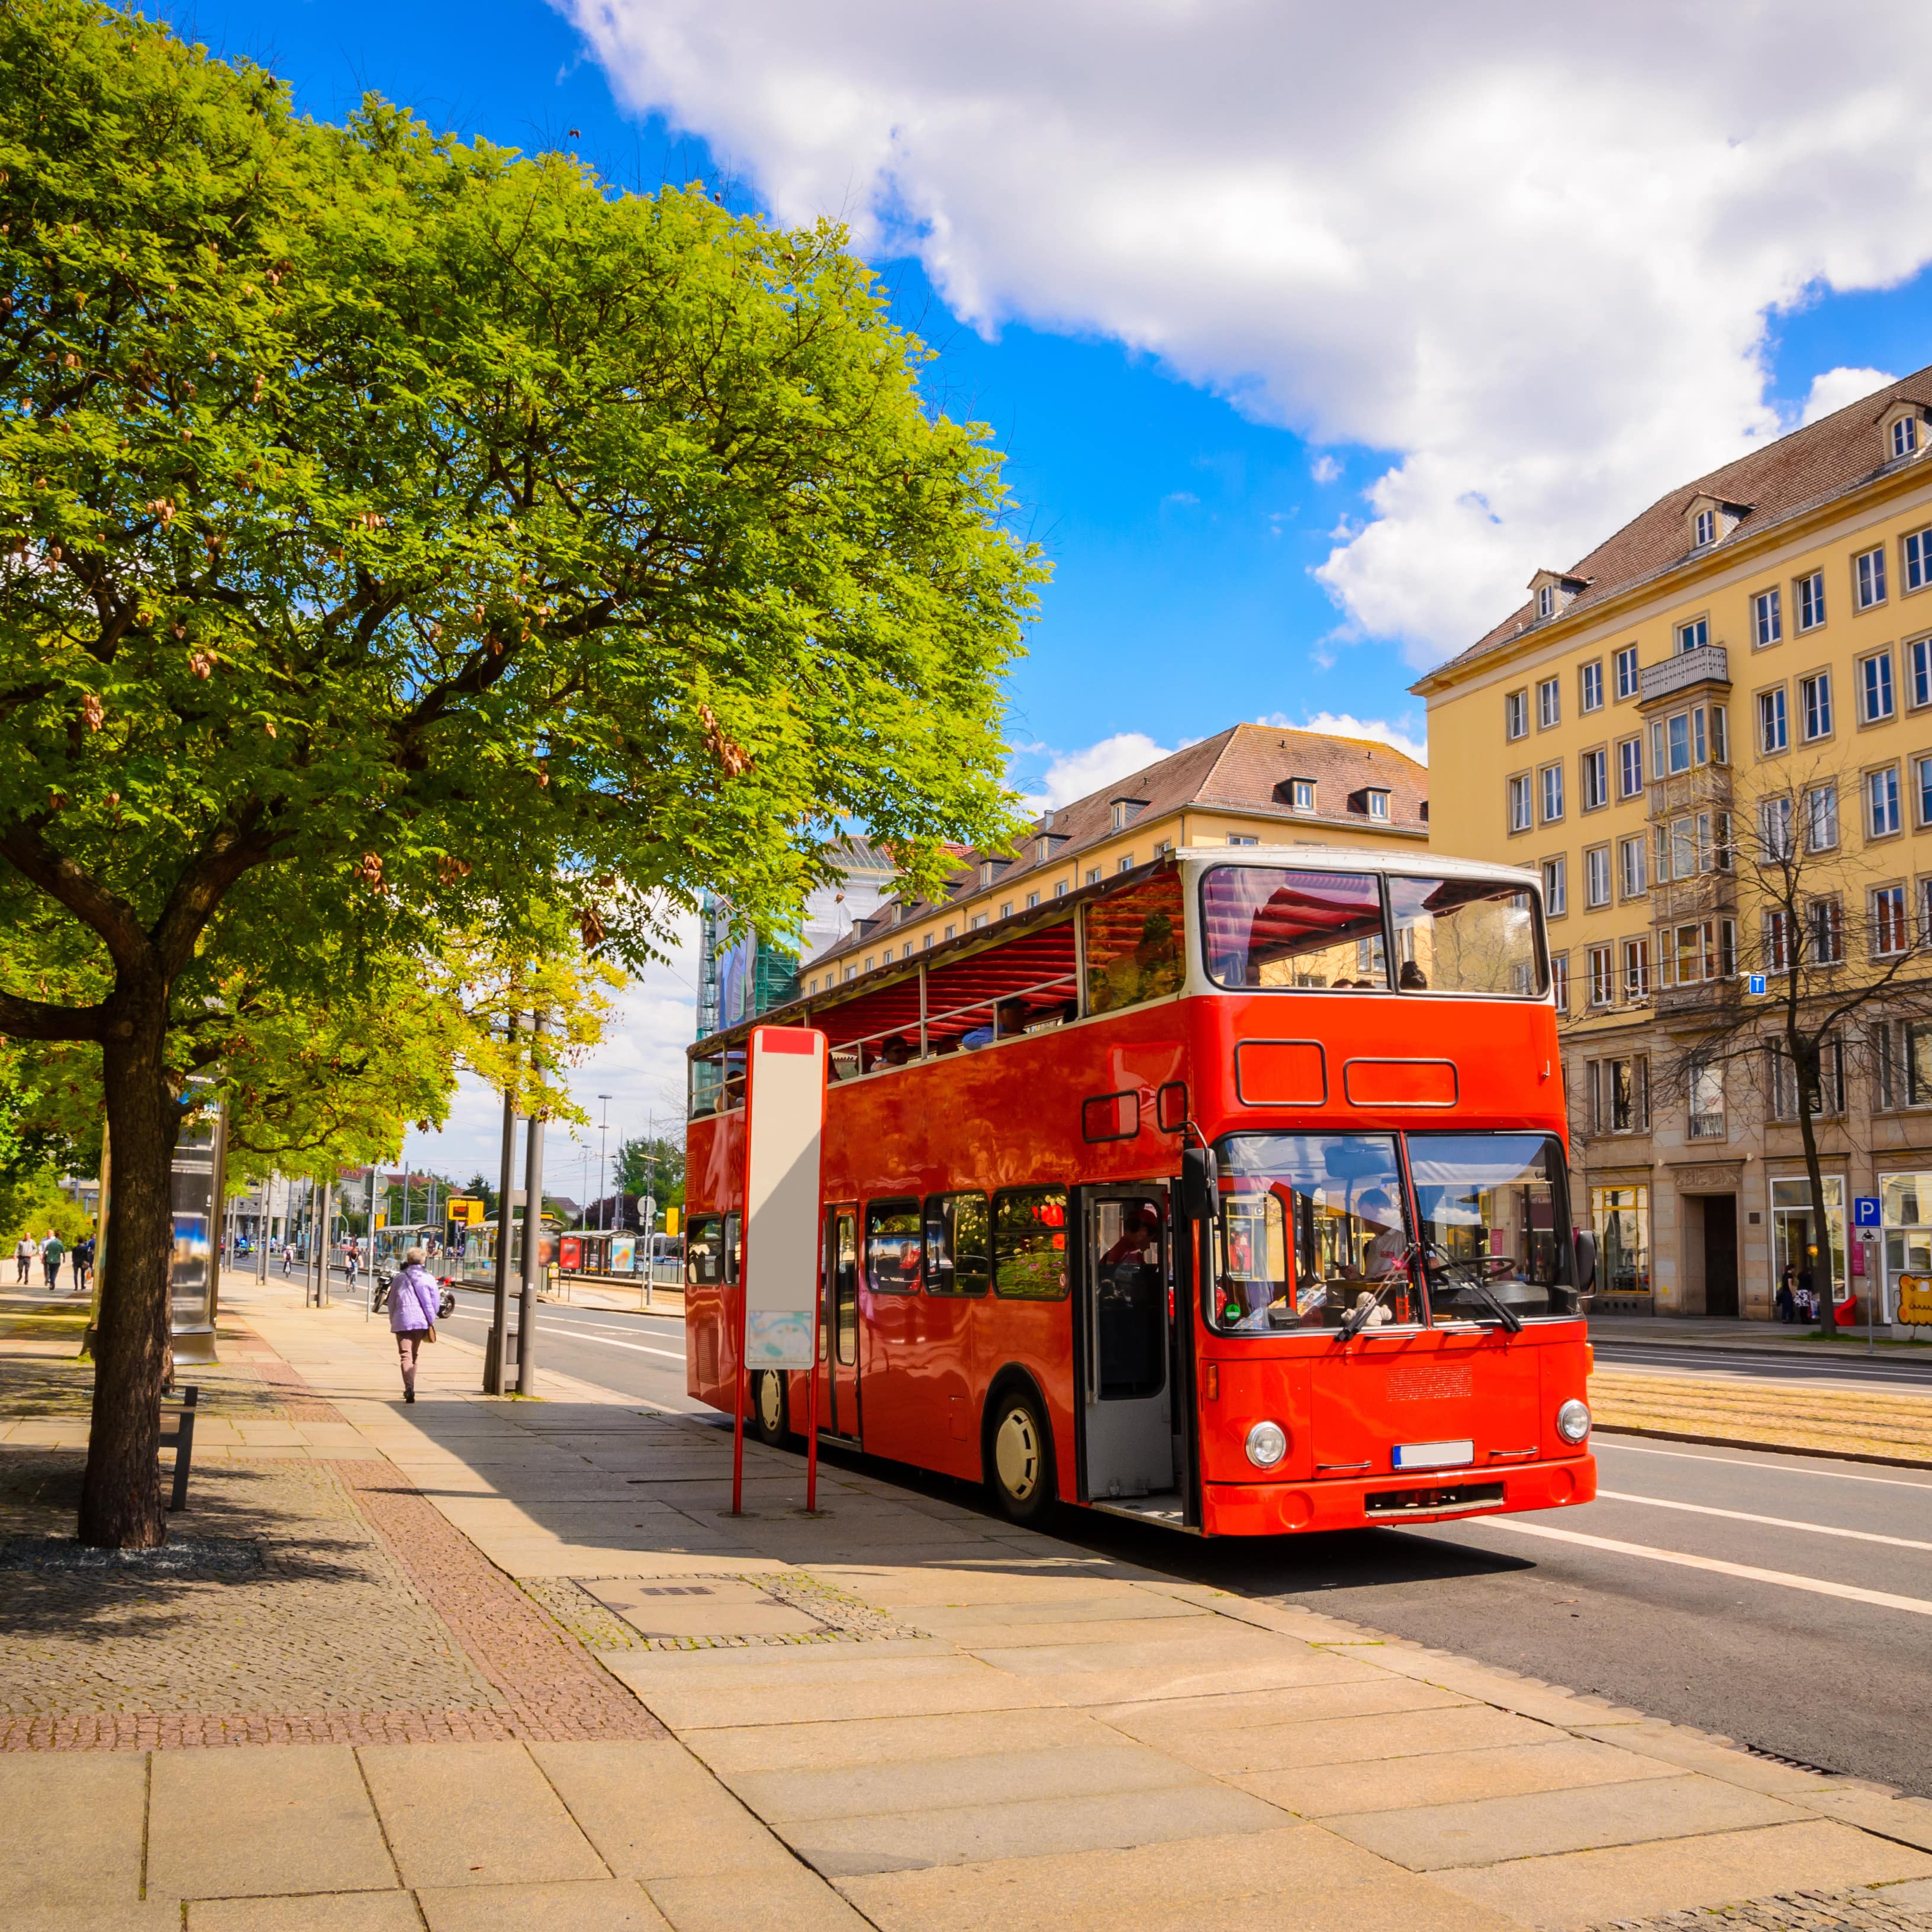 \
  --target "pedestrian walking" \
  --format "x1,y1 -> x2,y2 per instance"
13,1235 -> 31,1284
387,1245 -> 440,1403
72,1235 -> 94,1297
1776,1265 -> 1796,1324
1797,1260 -> 1816,1323
40,1230 -> 65,1291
